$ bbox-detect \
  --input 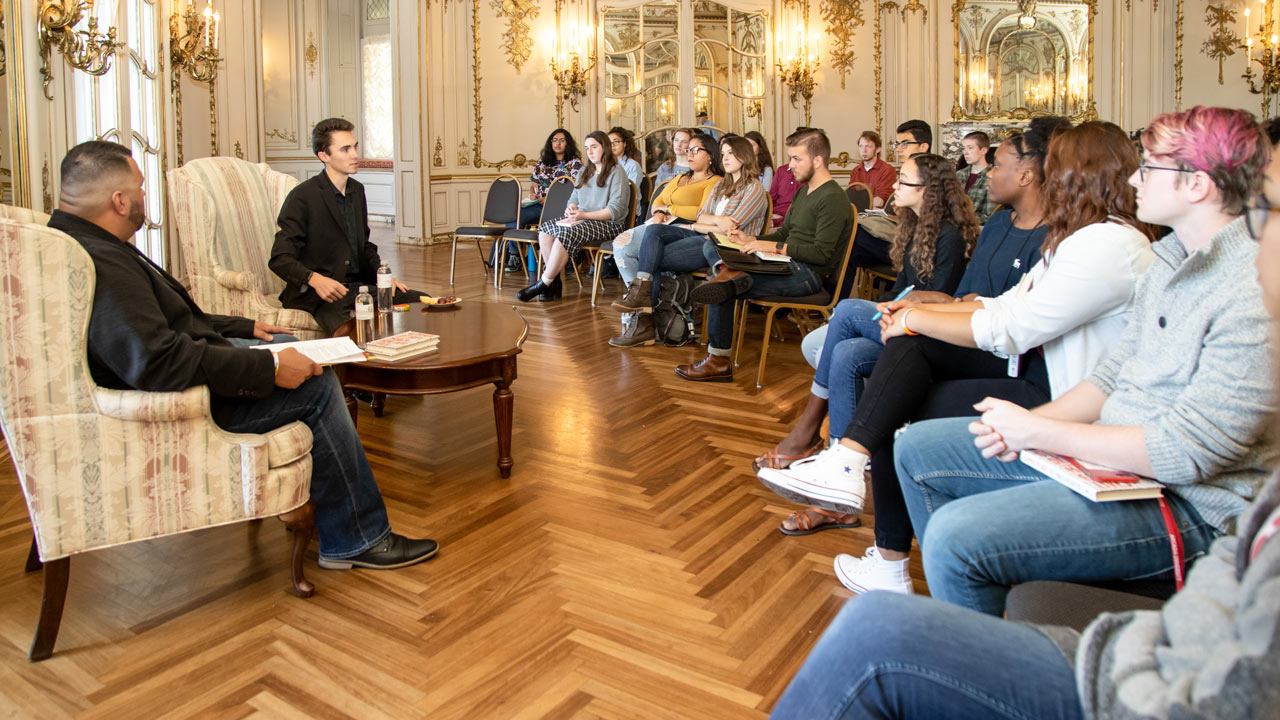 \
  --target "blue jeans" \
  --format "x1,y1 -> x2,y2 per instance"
811,299 -> 884,440
701,238 -> 823,352
895,417 -> 1218,615
211,370 -> 392,560
771,592 -> 1083,720
638,226 -> 711,304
